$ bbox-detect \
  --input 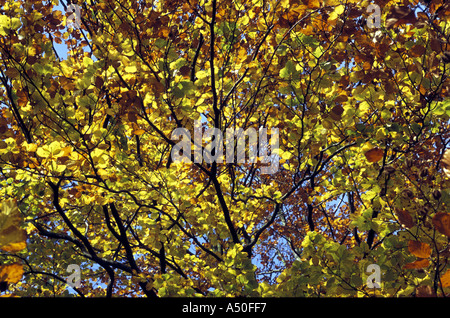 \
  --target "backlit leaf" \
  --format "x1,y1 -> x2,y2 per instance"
1,0 -> 449,298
